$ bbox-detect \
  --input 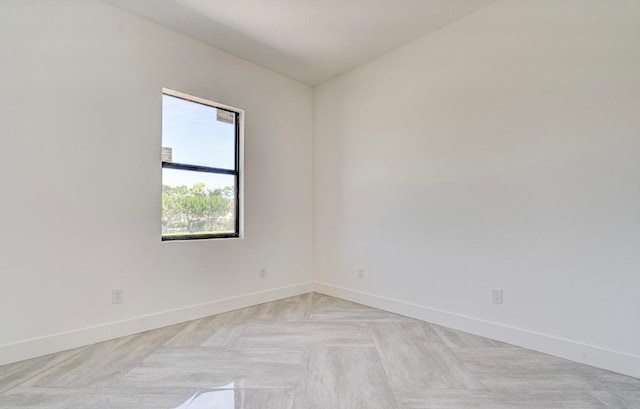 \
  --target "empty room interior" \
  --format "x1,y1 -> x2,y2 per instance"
1,0 -> 639,408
